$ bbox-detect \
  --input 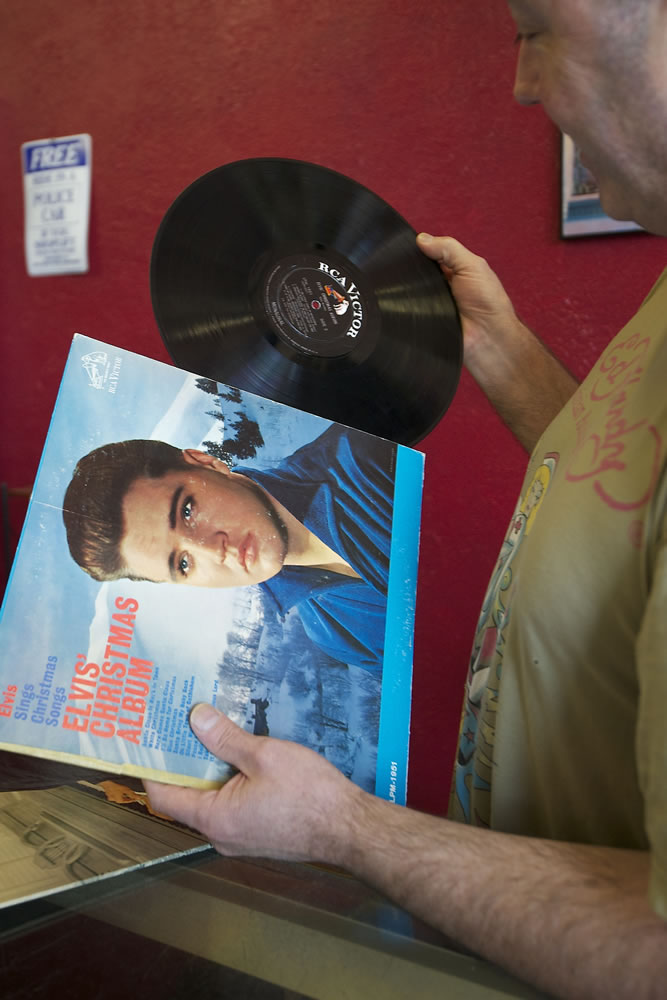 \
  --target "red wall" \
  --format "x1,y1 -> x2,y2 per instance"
2,1 -> 664,814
